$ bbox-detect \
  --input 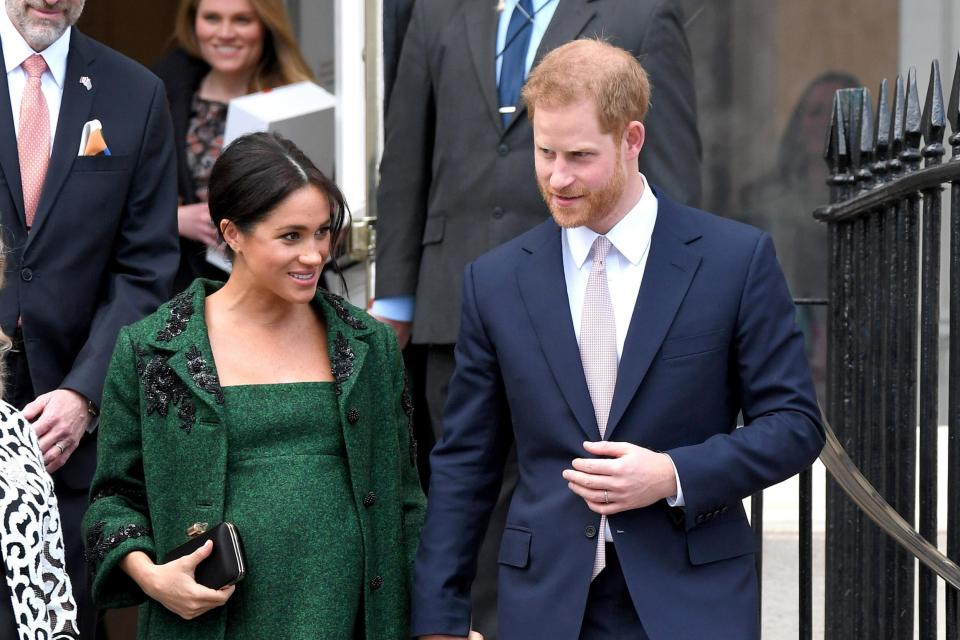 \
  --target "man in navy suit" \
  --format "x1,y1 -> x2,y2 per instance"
0,1 -> 178,636
412,39 -> 824,640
